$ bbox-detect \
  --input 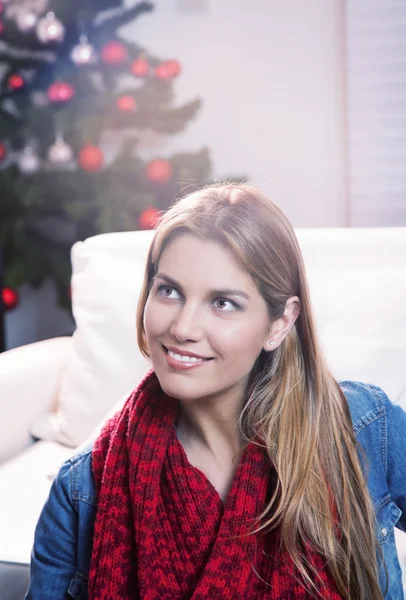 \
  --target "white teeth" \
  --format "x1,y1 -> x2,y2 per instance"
168,350 -> 204,363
